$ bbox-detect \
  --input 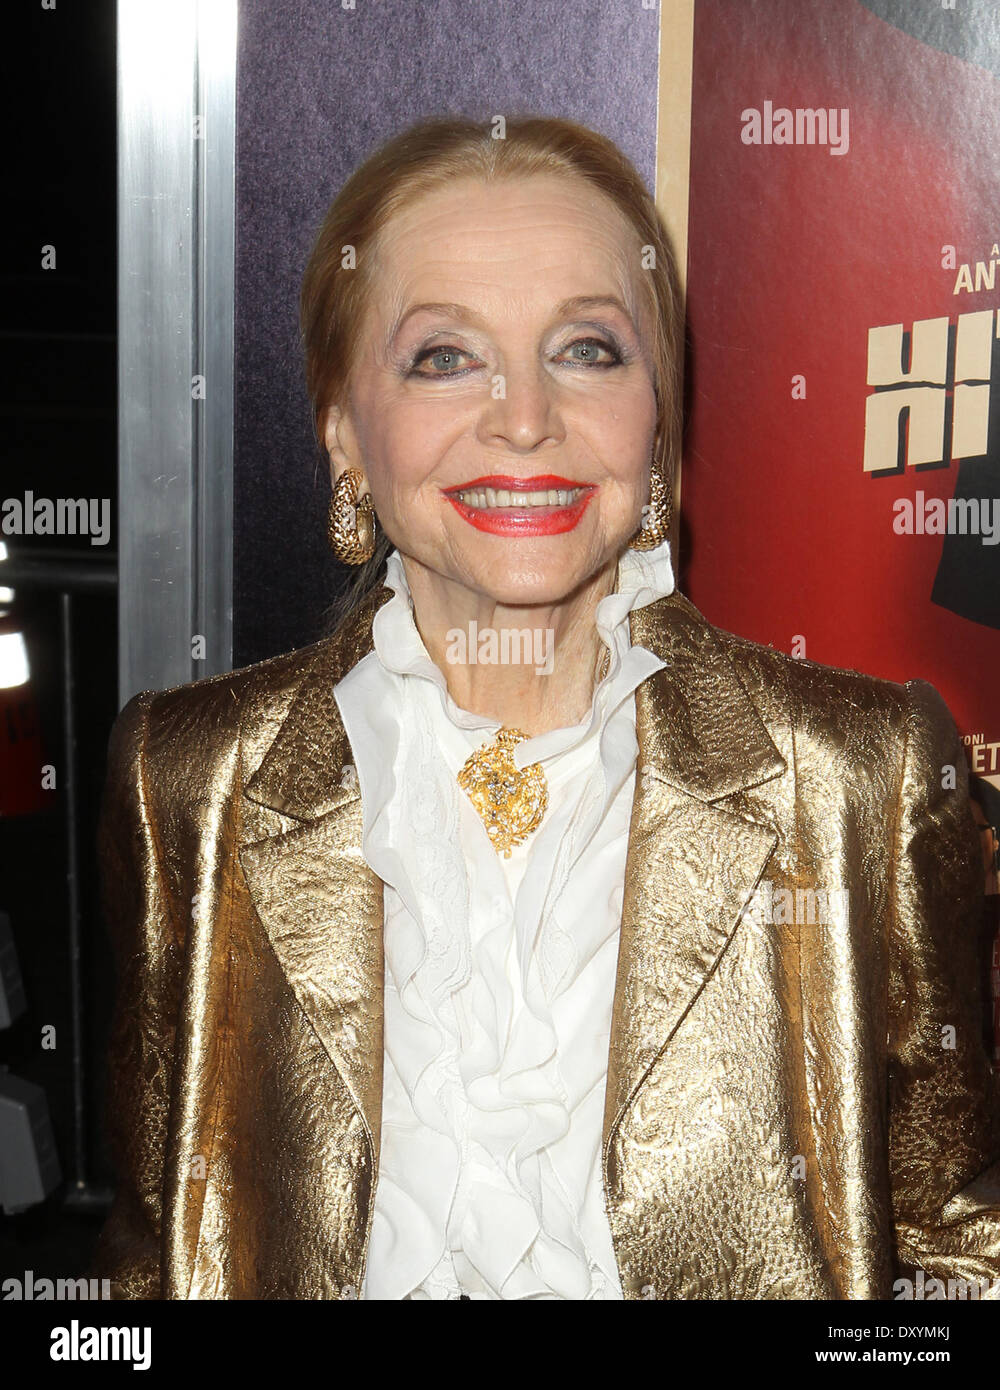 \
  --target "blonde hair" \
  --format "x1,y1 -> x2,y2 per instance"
300,115 -> 683,632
